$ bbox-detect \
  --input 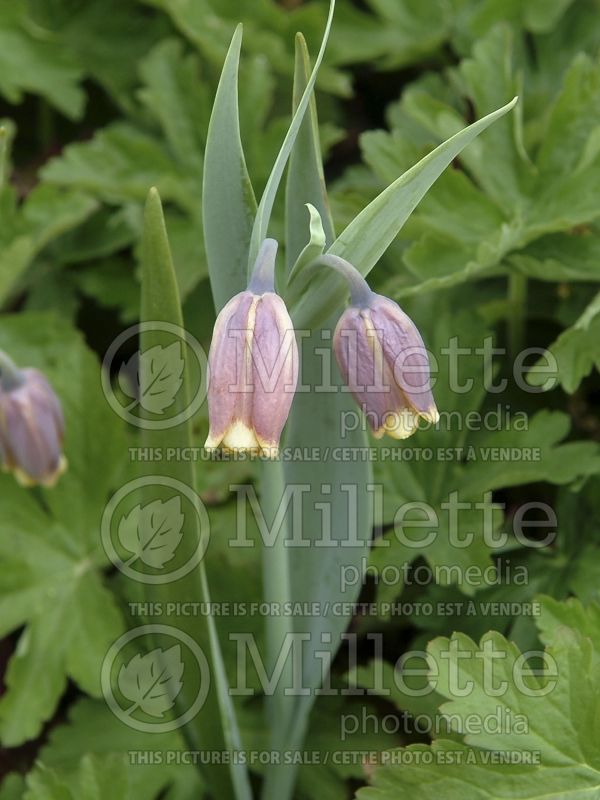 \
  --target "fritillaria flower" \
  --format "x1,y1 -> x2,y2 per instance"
205,239 -> 298,457
0,351 -> 66,487
328,256 -> 439,440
